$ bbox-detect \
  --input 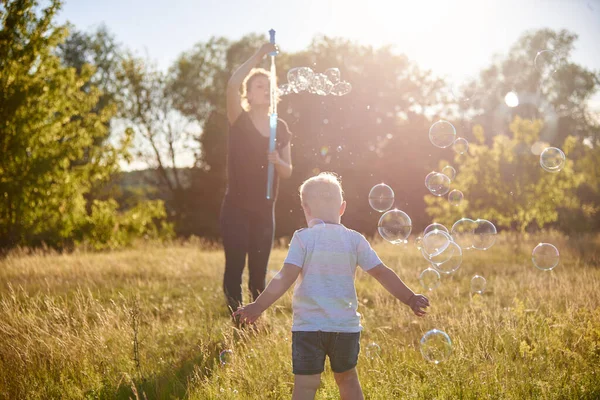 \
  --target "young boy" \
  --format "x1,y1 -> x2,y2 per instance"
233,172 -> 430,400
